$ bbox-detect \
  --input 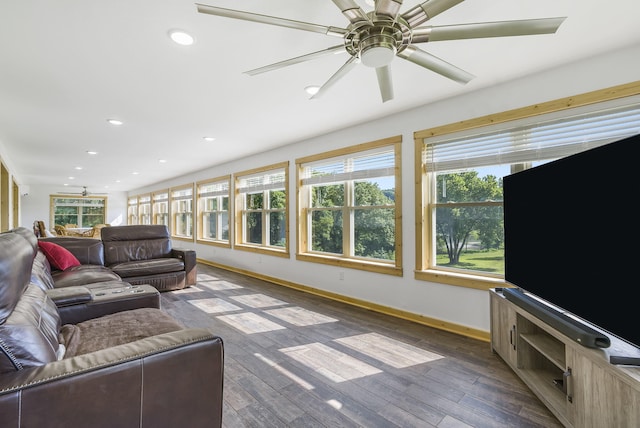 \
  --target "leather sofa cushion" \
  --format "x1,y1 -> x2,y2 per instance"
40,237 -> 105,266
61,307 -> 183,357
31,251 -> 56,290
0,233 -> 33,323
51,265 -> 121,288
102,225 -> 173,265
109,258 -> 185,278
0,284 -> 61,373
